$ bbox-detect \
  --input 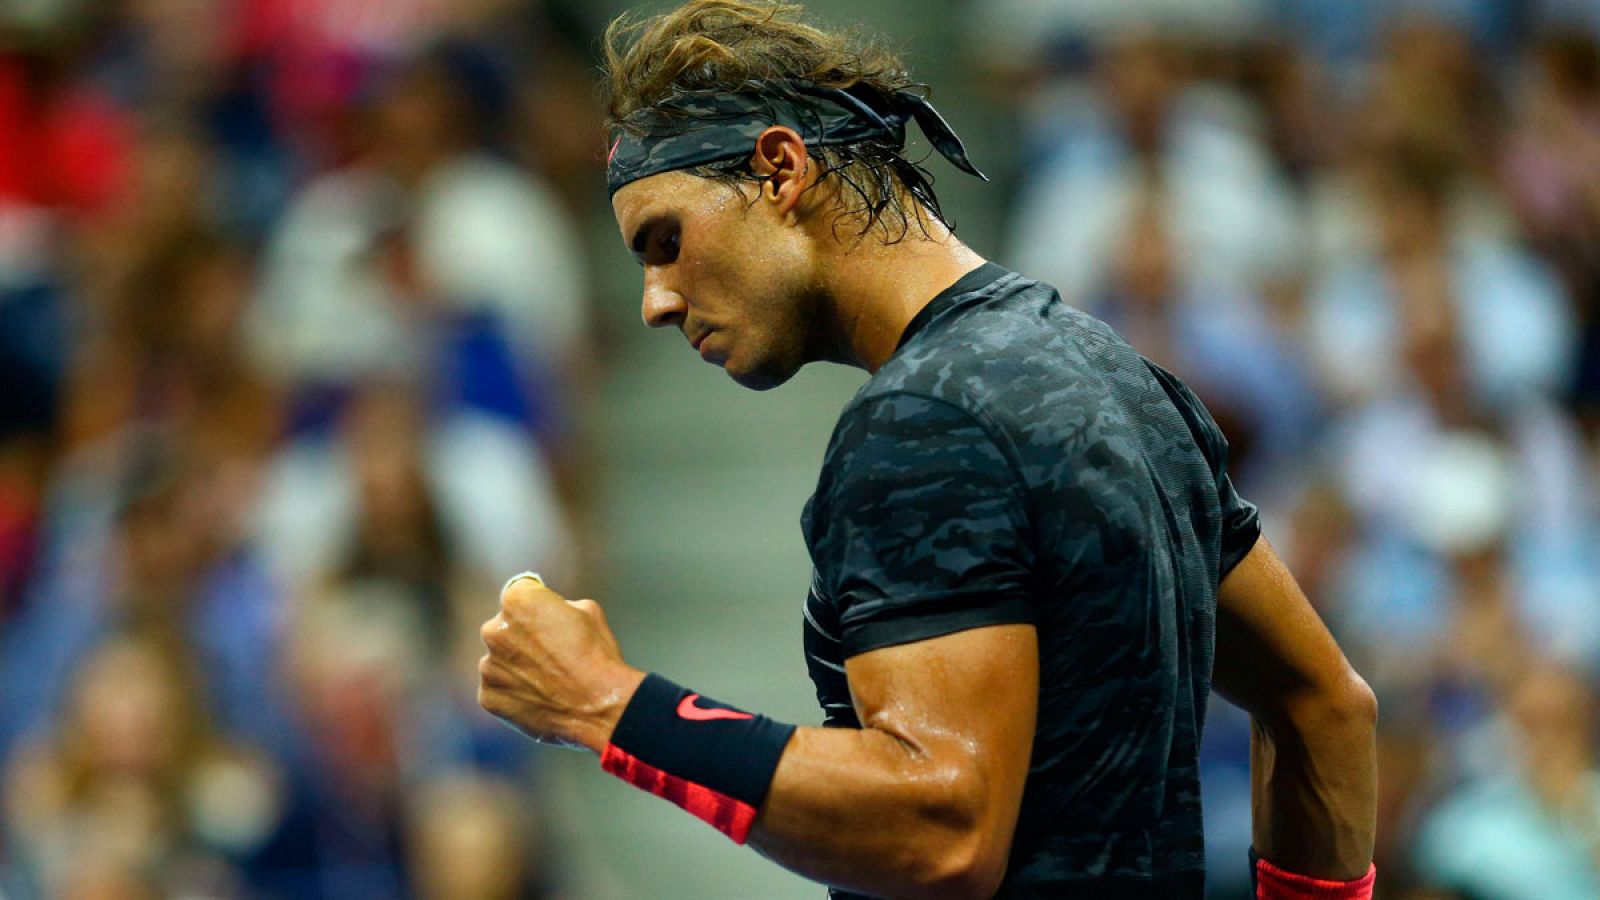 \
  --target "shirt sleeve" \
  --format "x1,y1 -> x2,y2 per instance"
804,392 -> 1035,658
1145,362 -> 1262,578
